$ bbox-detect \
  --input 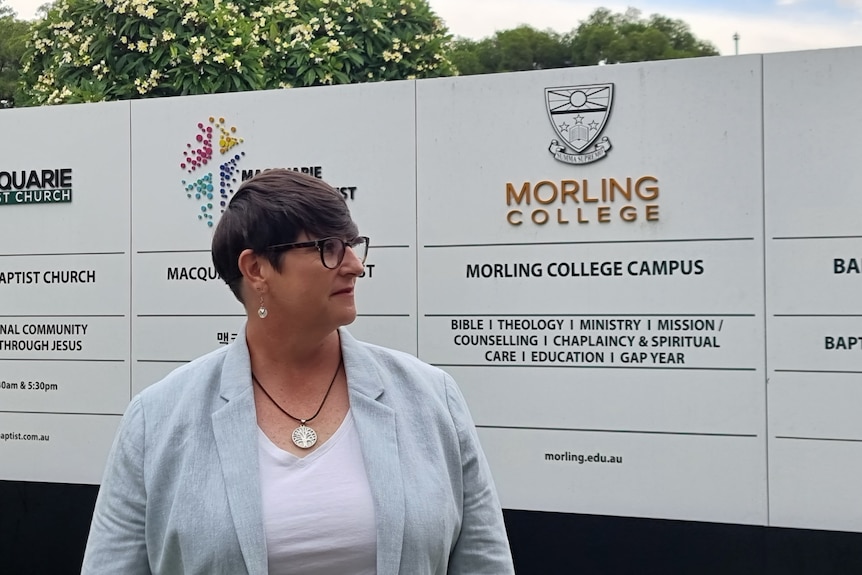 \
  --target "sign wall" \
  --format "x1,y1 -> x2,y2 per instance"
1,46 -> 860,532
